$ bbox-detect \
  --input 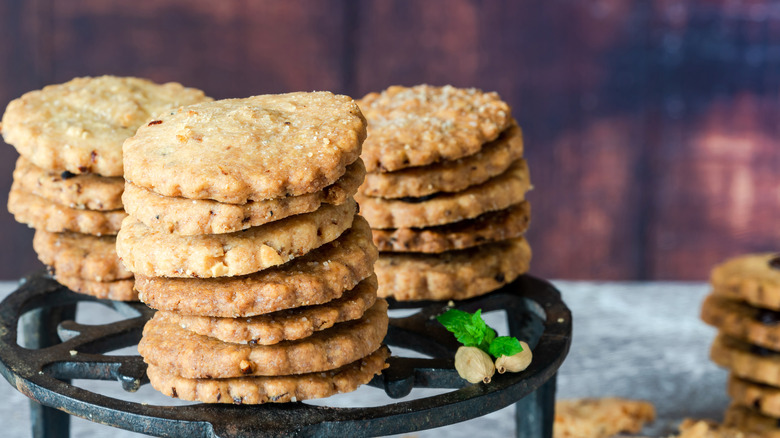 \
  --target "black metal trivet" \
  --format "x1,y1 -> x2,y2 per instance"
0,272 -> 571,438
